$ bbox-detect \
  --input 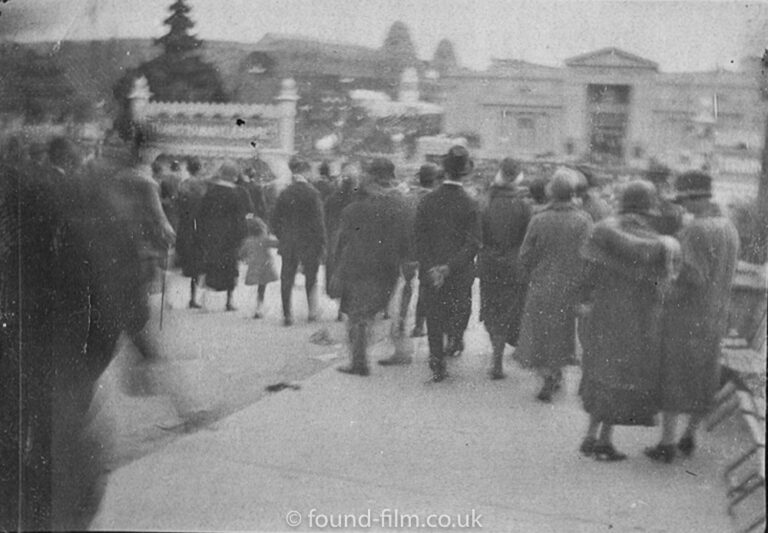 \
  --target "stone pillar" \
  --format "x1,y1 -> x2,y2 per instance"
128,76 -> 152,123
399,67 -> 419,103
276,78 -> 298,154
